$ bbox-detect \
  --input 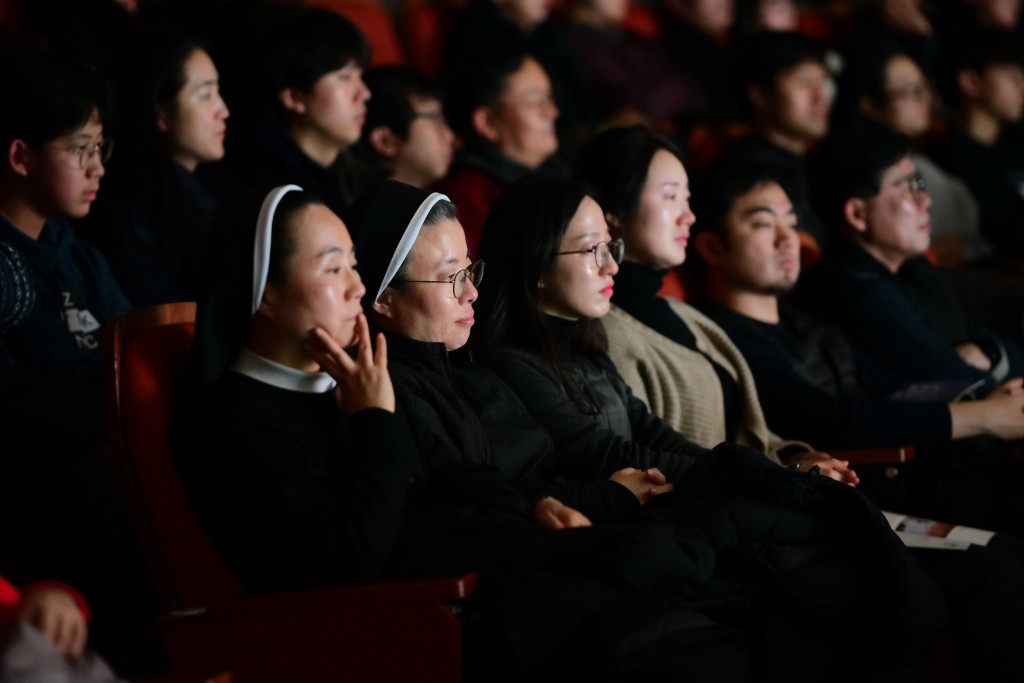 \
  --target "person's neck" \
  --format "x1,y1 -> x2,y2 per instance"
389,167 -> 431,190
171,153 -> 200,173
289,122 -> 342,168
761,125 -> 809,156
958,106 -> 1002,146
706,275 -> 780,324
852,237 -> 906,274
0,191 -> 47,240
571,6 -> 619,29
245,325 -> 320,373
